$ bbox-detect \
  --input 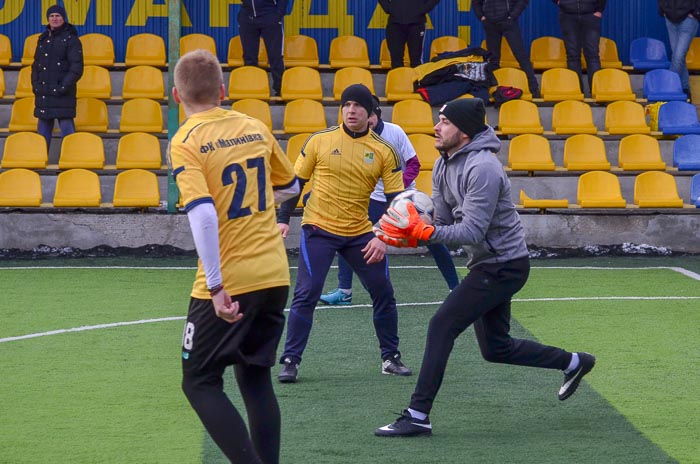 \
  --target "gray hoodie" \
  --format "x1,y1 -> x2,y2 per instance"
430,126 -> 529,268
